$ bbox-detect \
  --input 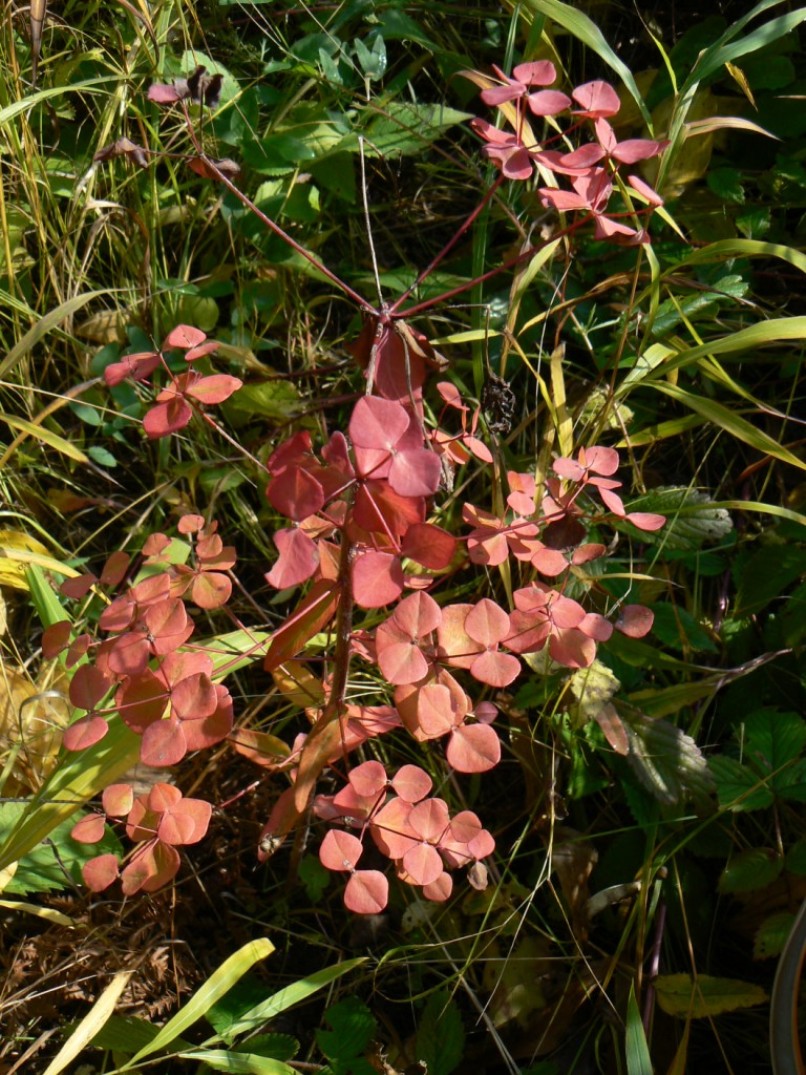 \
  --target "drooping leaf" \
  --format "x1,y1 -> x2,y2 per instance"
623,712 -> 714,806
655,974 -> 767,1017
